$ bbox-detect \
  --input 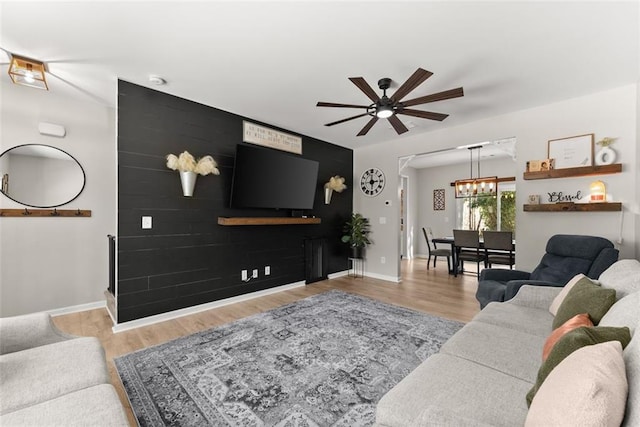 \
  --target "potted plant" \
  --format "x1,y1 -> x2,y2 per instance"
341,212 -> 372,259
